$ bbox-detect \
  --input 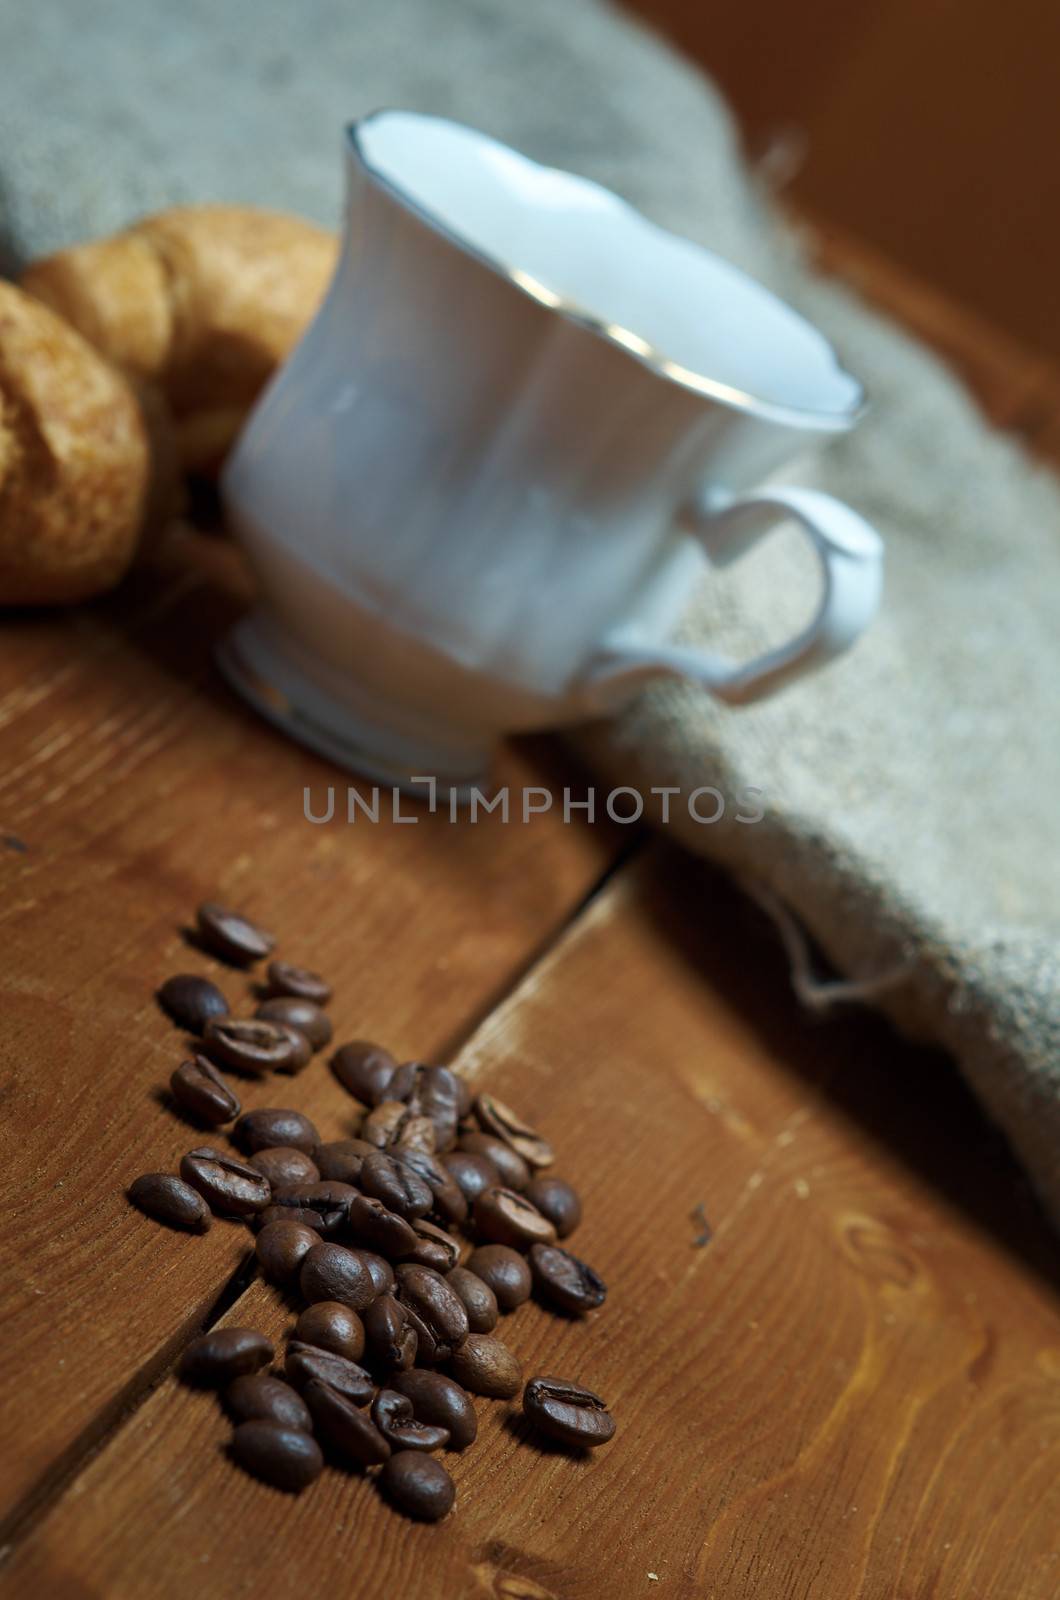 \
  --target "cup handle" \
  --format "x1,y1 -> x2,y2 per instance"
579,485 -> 883,709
